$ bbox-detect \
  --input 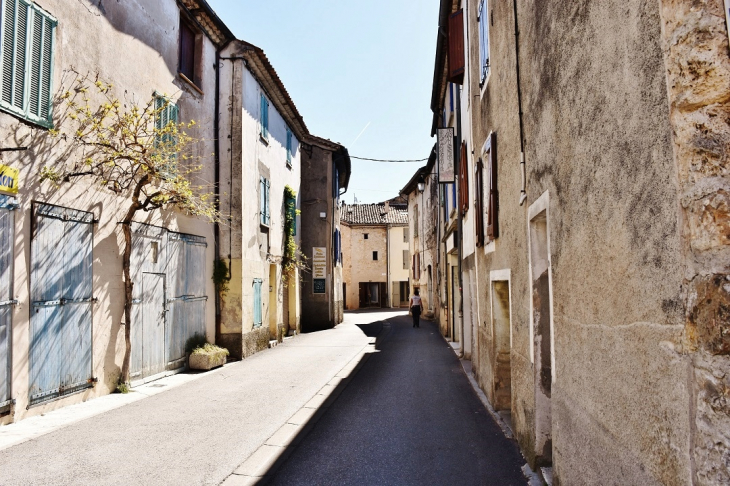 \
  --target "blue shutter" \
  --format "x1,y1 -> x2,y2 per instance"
286,128 -> 292,165
265,179 -> 270,226
260,94 -> 268,139
260,177 -> 265,225
253,279 -> 262,327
